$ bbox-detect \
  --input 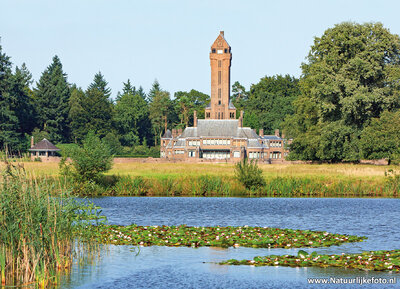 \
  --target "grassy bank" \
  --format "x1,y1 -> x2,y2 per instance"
2,162 -> 400,197
0,164 -> 103,287
221,250 -> 400,273
64,173 -> 400,198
